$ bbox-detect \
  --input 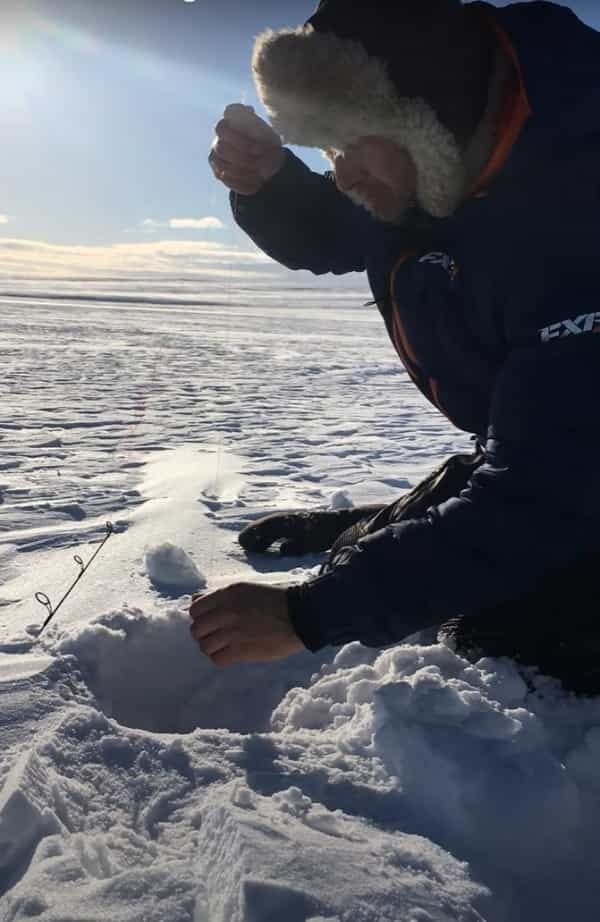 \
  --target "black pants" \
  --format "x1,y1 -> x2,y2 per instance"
326,451 -> 600,696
